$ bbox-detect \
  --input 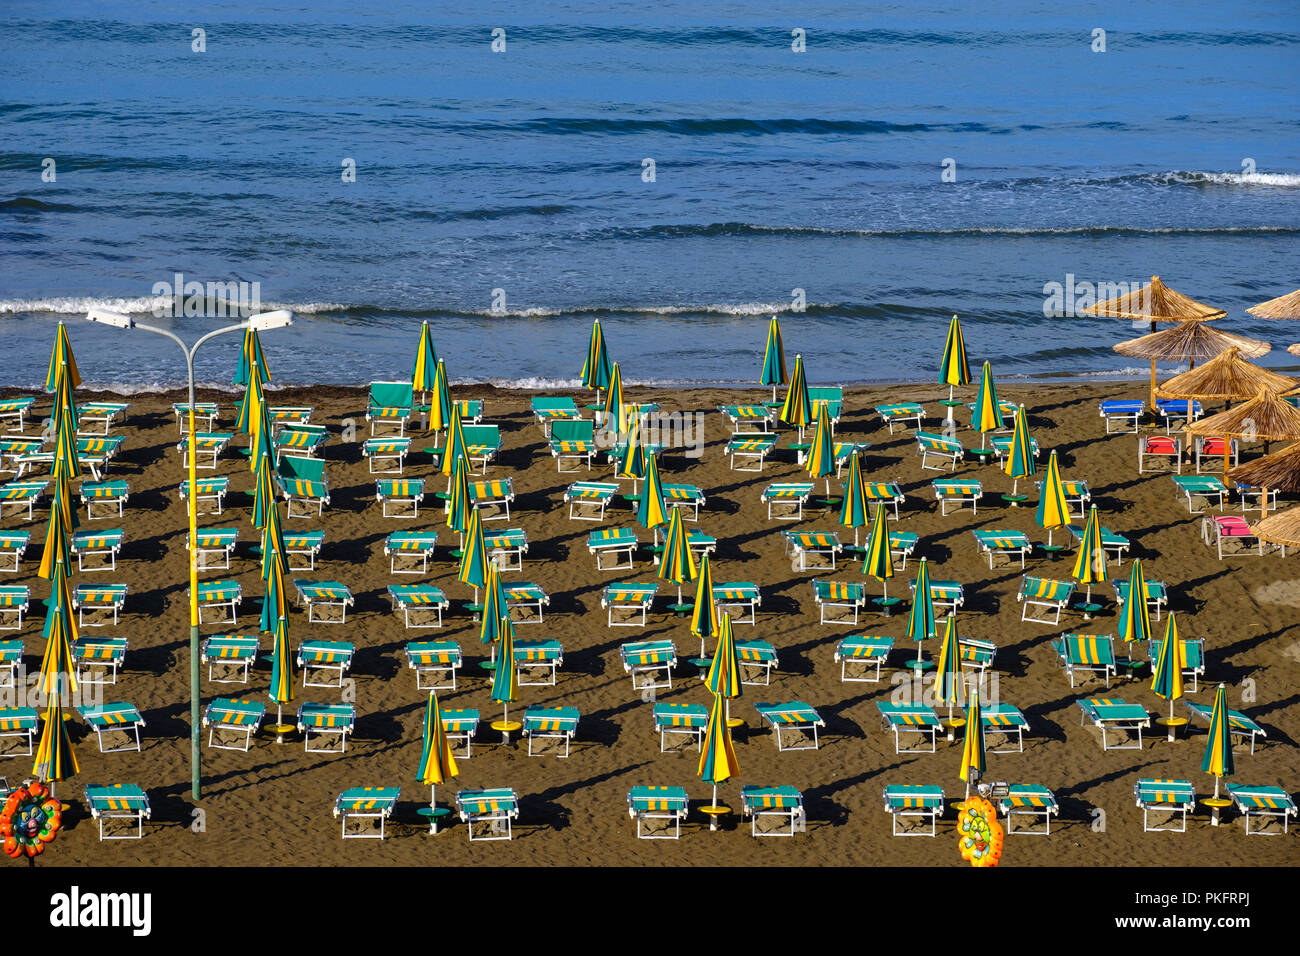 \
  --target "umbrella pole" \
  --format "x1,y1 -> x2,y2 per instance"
710,784 -> 719,830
